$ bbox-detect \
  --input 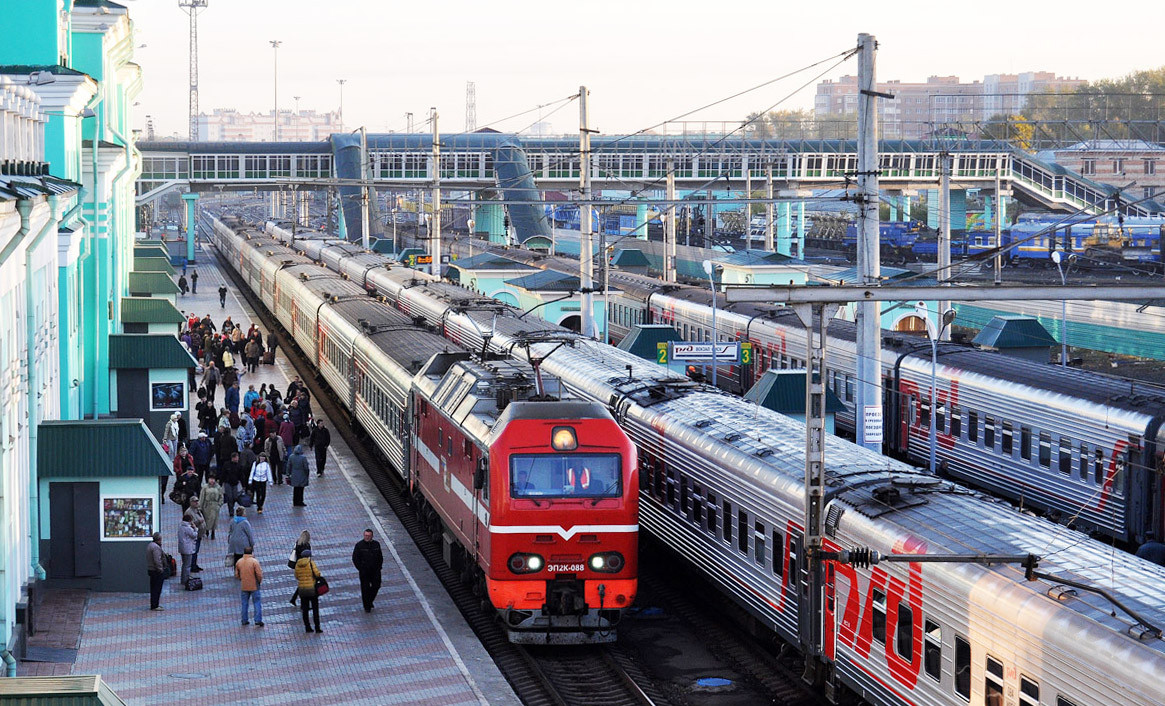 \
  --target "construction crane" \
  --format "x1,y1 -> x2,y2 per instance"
178,0 -> 208,141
